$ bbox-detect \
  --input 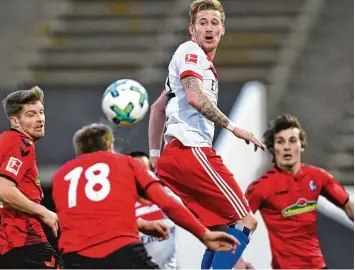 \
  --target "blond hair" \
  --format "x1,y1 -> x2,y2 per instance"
189,0 -> 225,24
2,86 -> 44,118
